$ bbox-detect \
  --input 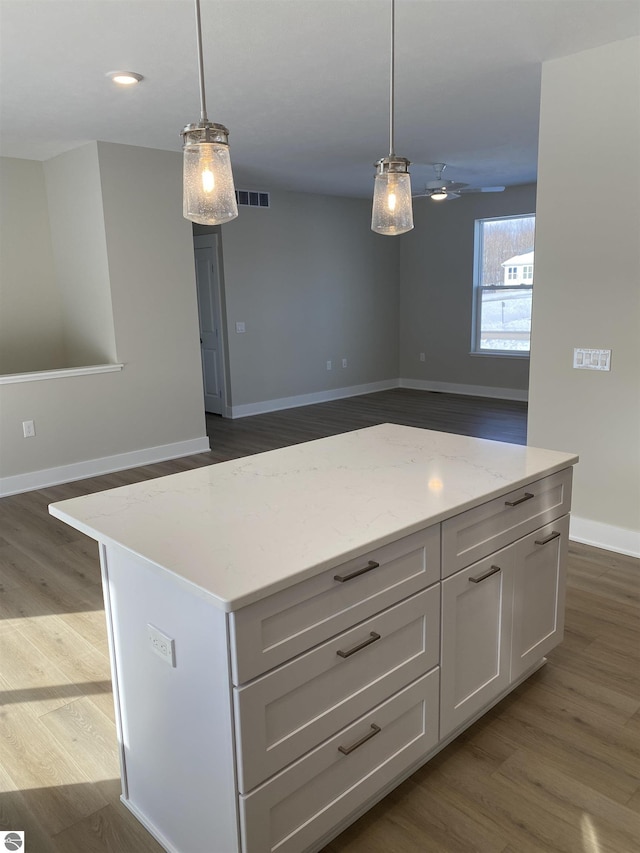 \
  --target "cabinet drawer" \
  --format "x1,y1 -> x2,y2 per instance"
441,468 -> 572,577
239,669 -> 439,853
234,585 -> 440,793
230,526 -> 440,684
